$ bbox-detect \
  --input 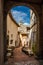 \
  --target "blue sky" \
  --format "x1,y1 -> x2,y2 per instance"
11,6 -> 30,25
